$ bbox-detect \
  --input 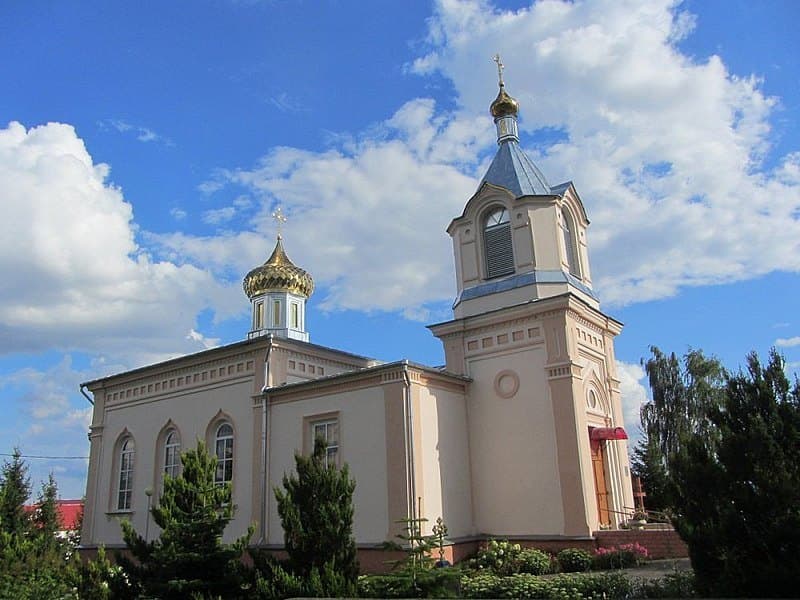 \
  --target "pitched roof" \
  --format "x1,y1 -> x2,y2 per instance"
24,499 -> 83,531
480,140 -> 552,197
